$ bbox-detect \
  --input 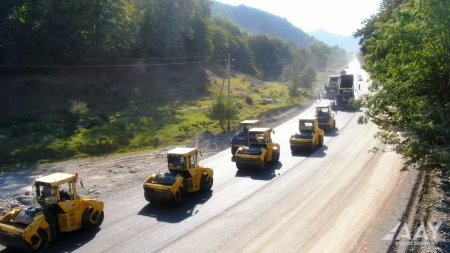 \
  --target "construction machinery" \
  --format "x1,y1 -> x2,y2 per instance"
335,74 -> 355,110
231,119 -> 260,155
0,173 -> 104,253
315,104 -> 336,132
143,147 -> 213,205
290,118 -> 324,153
235,128 -> 280,171
324,75 -> 340,99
